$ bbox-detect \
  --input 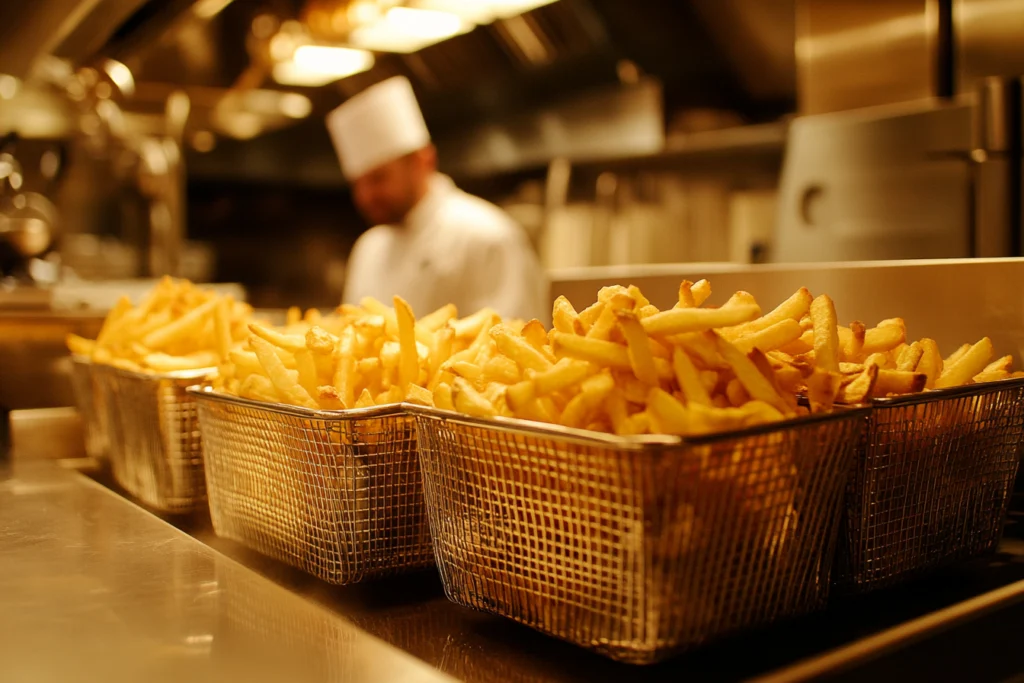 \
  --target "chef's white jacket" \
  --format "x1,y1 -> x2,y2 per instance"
343,174 -> 550,323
